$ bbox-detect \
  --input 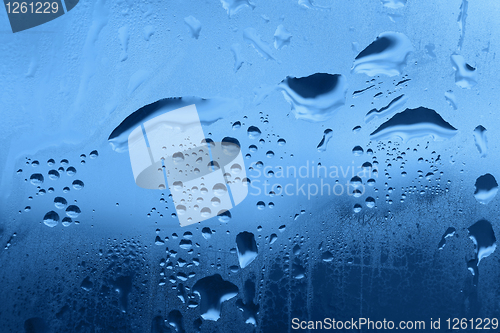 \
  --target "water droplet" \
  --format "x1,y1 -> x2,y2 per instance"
352,32 -> 413,76
213,183 -> 227,196
473,125 -> 488,157
232,121 -> 241,129
62,217 -> 72,227
54,197 -> 68,209
48,170 -> 60,180
370,107 -> 457,142
381,0 -> 406,9
66,166 -> 77,176
230,163 -> 242,174
256,201 -> 266,210
217,210 -> 231,223
192,274 -> 238,321
200,207 -> 211,217
202,227 -> 212,239
72,180 -> 84,190
352,146 -> 364,156
236,231 -> 258,268
89,150 -> 99,159
365,197 -> 376,208
247,126 -> 261,139
66,205 -> 81,218
176,205 -> 187,215
30,173 -> 44,185
317,129 -> 333,152
474,173 -> 498,205
277,138 -> 286,146
278,73 -> 347,121
43,211 -> 59,227
468,219 -> 496,264
173,152 -> 185,163
451,53 -> 477,89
